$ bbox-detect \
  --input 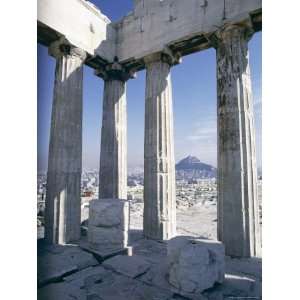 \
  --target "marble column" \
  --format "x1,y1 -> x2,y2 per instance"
143,53 -> 177,240
214,25 -> 261,257
96,62 -> 134,200
45,39 -> 86,244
